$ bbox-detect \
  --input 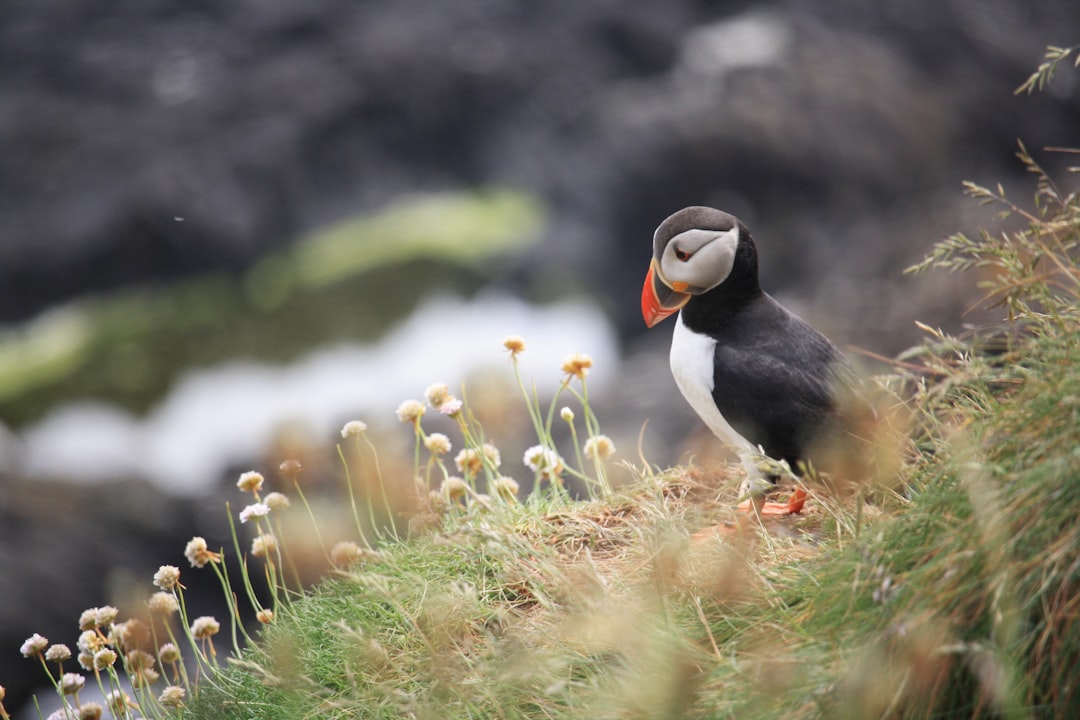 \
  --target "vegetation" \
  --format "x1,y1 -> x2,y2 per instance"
5,48 -> 1078,720
0,190 -> 542,427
